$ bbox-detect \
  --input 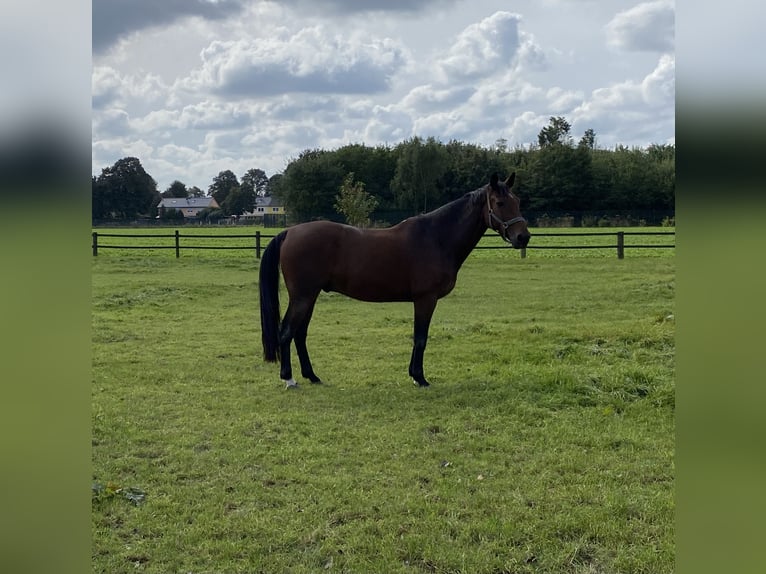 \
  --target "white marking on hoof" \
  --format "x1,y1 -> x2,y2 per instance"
284,378 -> 299,389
